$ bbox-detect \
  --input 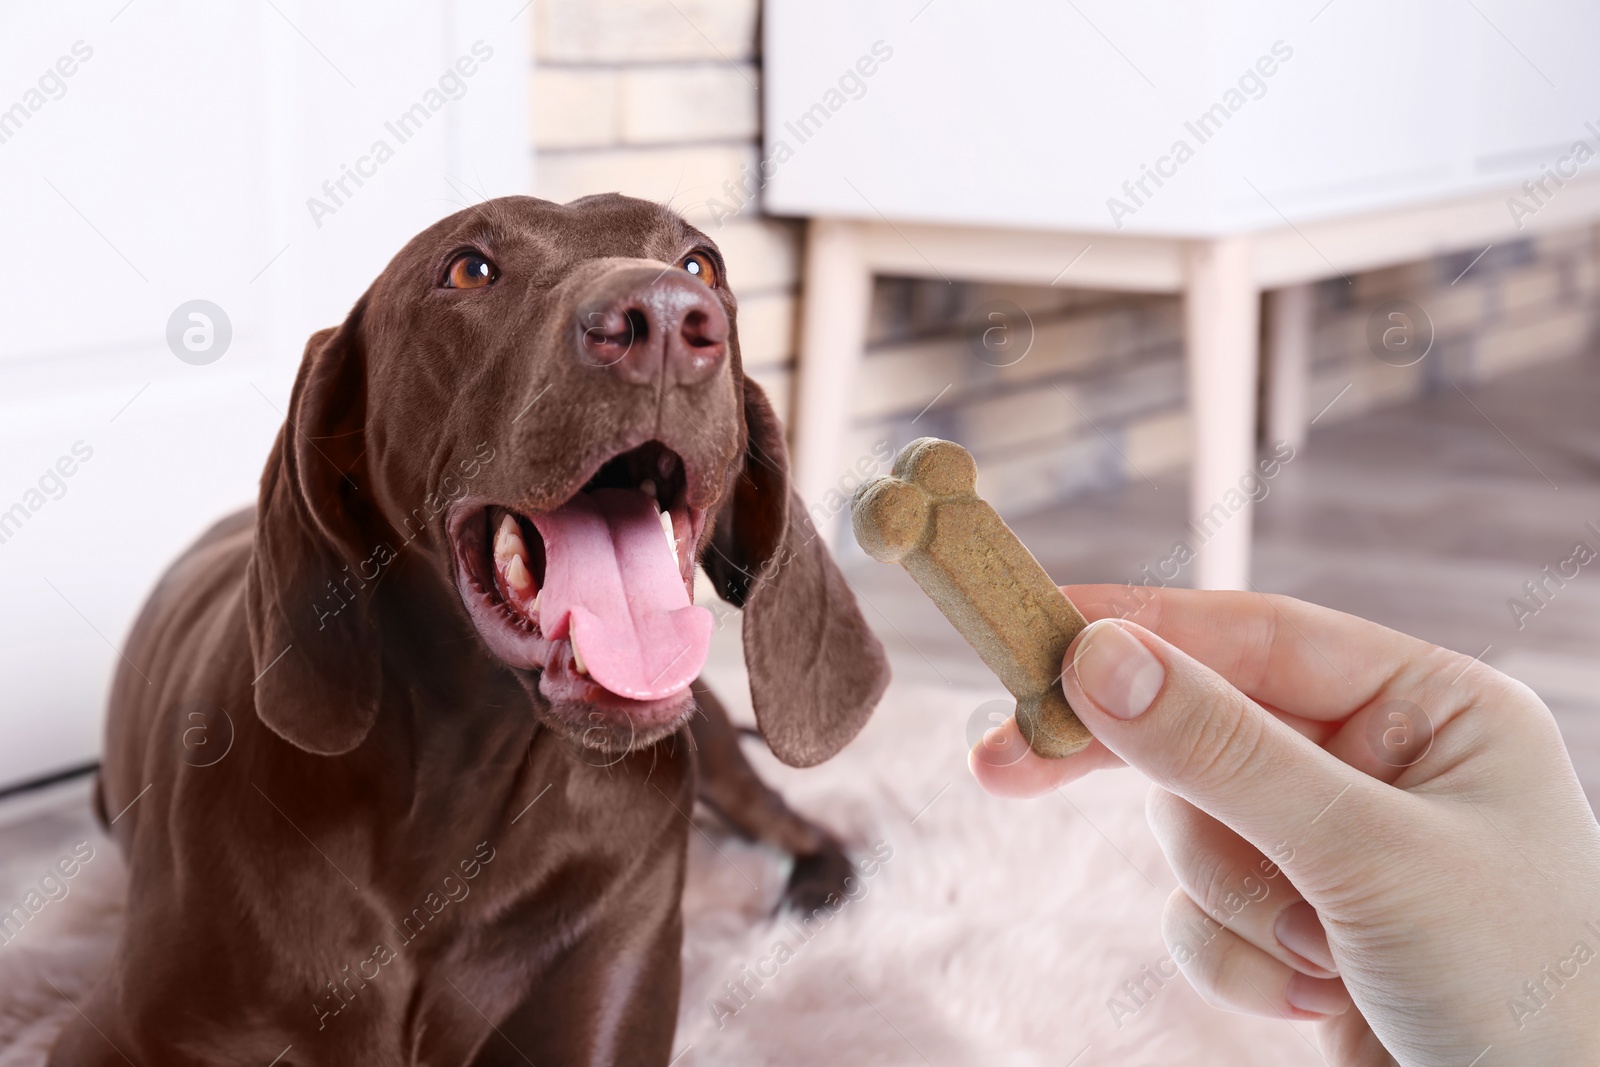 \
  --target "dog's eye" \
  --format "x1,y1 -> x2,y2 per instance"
443,252 -> 498,289
680,250 -> 719,288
